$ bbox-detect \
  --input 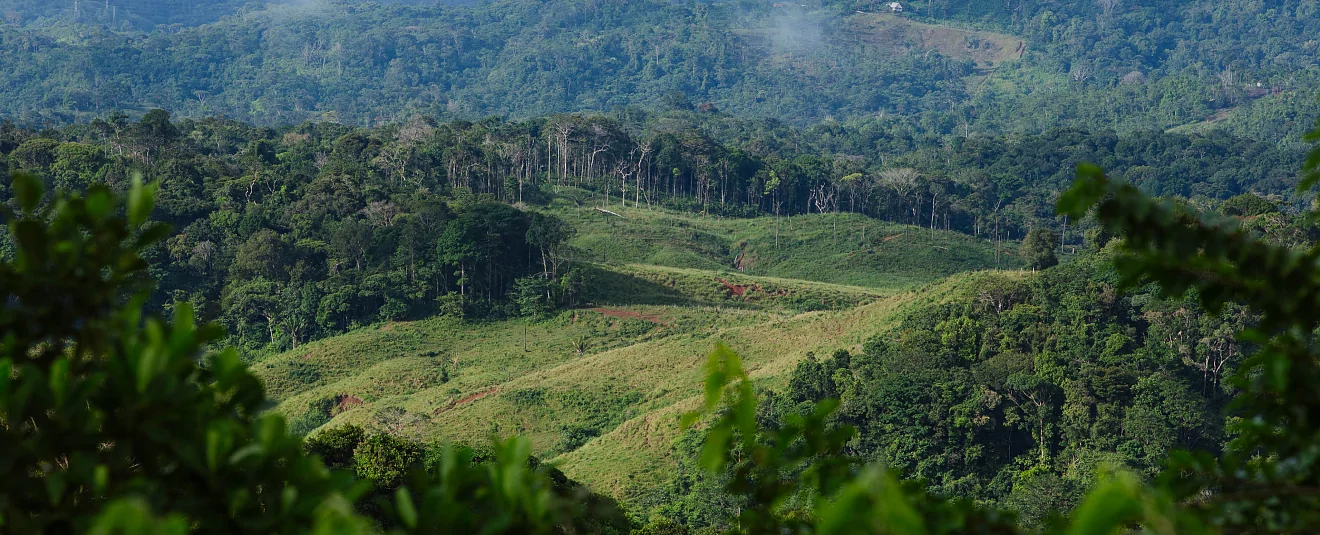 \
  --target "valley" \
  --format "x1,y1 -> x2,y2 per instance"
253,199 -> 1022,504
